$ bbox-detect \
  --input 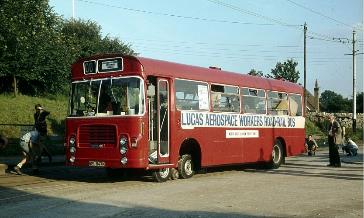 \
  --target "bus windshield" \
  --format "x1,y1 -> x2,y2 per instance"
69,77 -> 145,117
